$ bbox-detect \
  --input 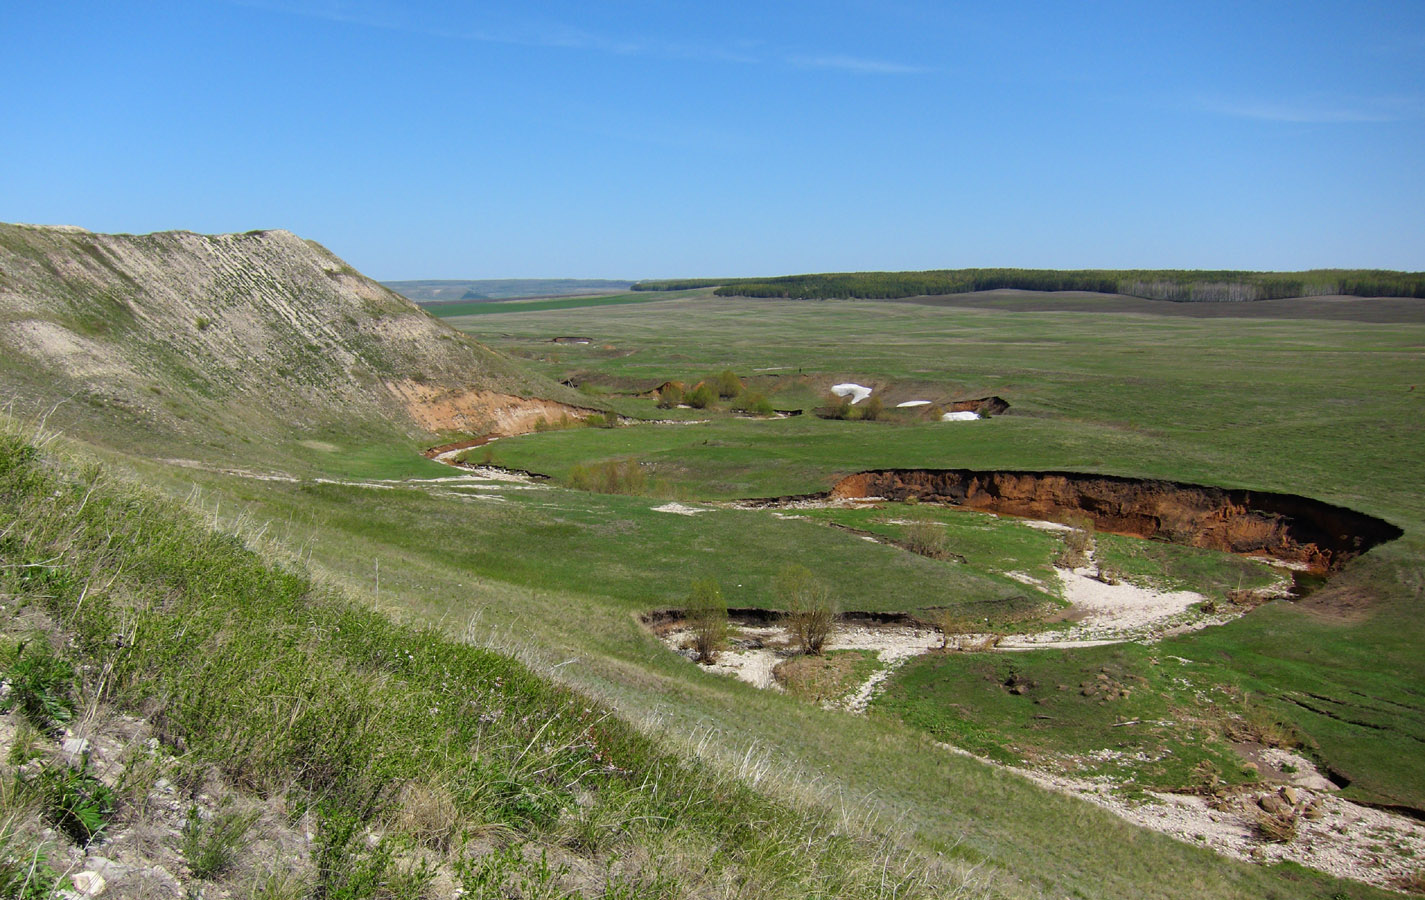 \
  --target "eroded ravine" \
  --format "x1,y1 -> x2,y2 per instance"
747,468 -> 1402,573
